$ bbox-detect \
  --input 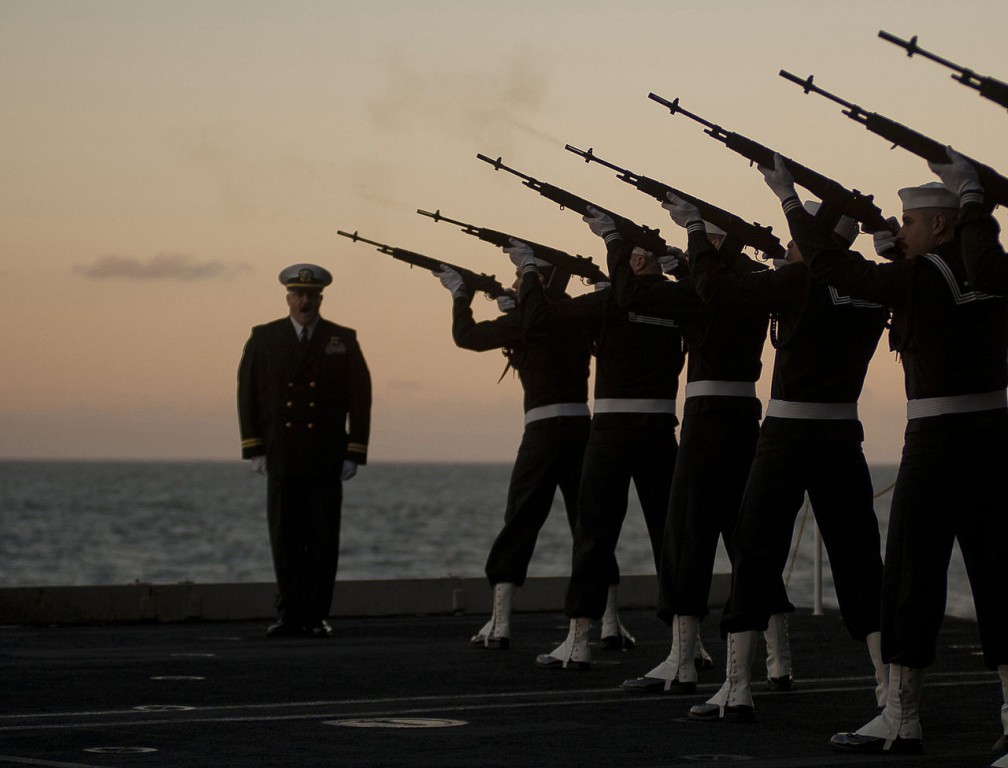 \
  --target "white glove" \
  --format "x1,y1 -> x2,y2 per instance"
504,238 -> 536,270
758,152 -> 797,201
341,460 -> 358,481
658,246 -> 683,275
582,206 -> 616,238
496,293 -> 517,312
662,192 -> 701,228
250,456 -> 267,475
928,145 -> 981,198
873,217 -> 901,259
434,265 -> 467,298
